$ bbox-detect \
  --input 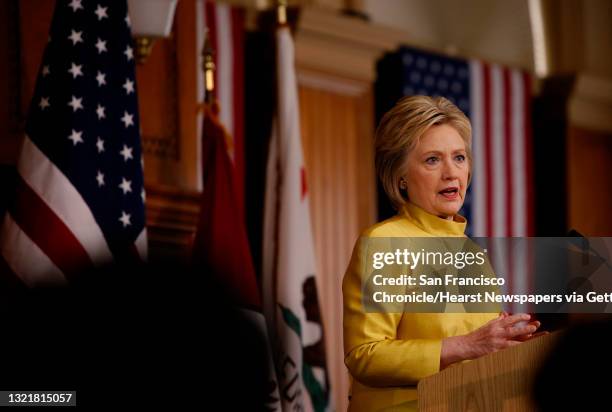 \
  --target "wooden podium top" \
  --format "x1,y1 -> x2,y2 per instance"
418,331 -> 562,412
